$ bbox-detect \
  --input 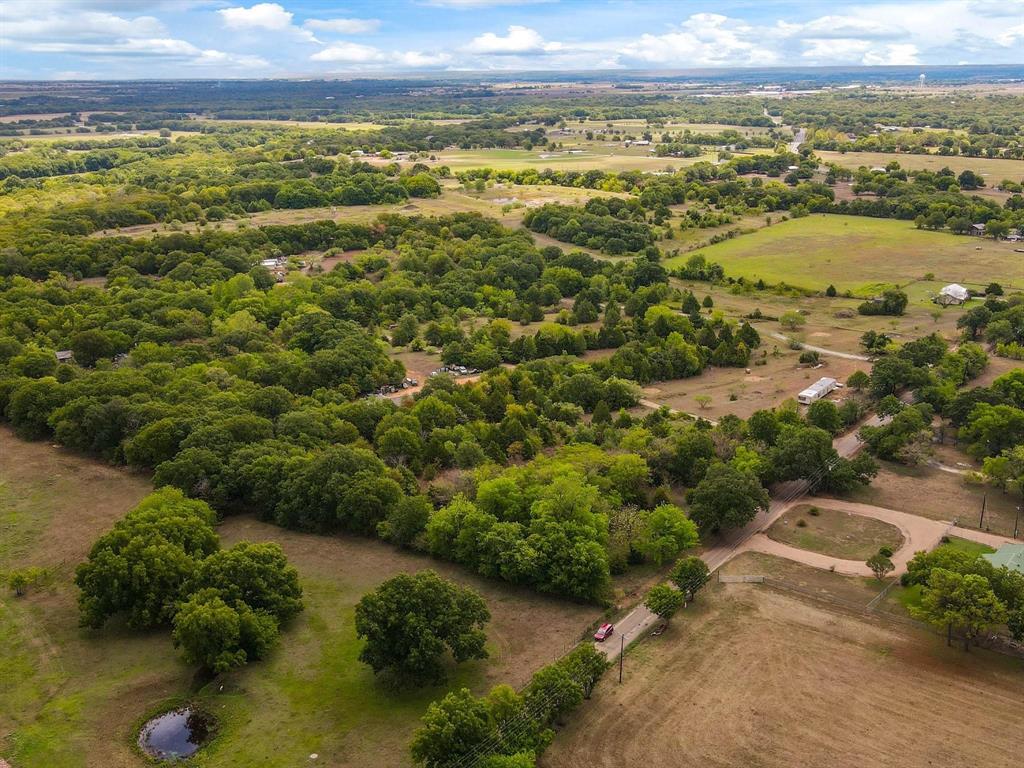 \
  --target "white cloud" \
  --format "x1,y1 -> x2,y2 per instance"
862,43 -> 920,65
16,36 -> 269,68
464,25 -> 557,55
218,2 -> 293,30
1,4 -> 166,40
310,41 -> 386,63
777,15 -> 898,40
304,18 -> 381,35
800,38 -> 873,62
996,23 -> 1024,46
395,50 -> 453,67
618,13 -> 778,67
218,2 -> 321,43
